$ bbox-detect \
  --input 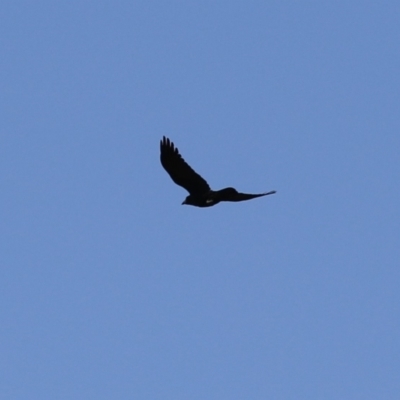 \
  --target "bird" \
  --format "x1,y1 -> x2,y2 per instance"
160,136 -> 276,207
